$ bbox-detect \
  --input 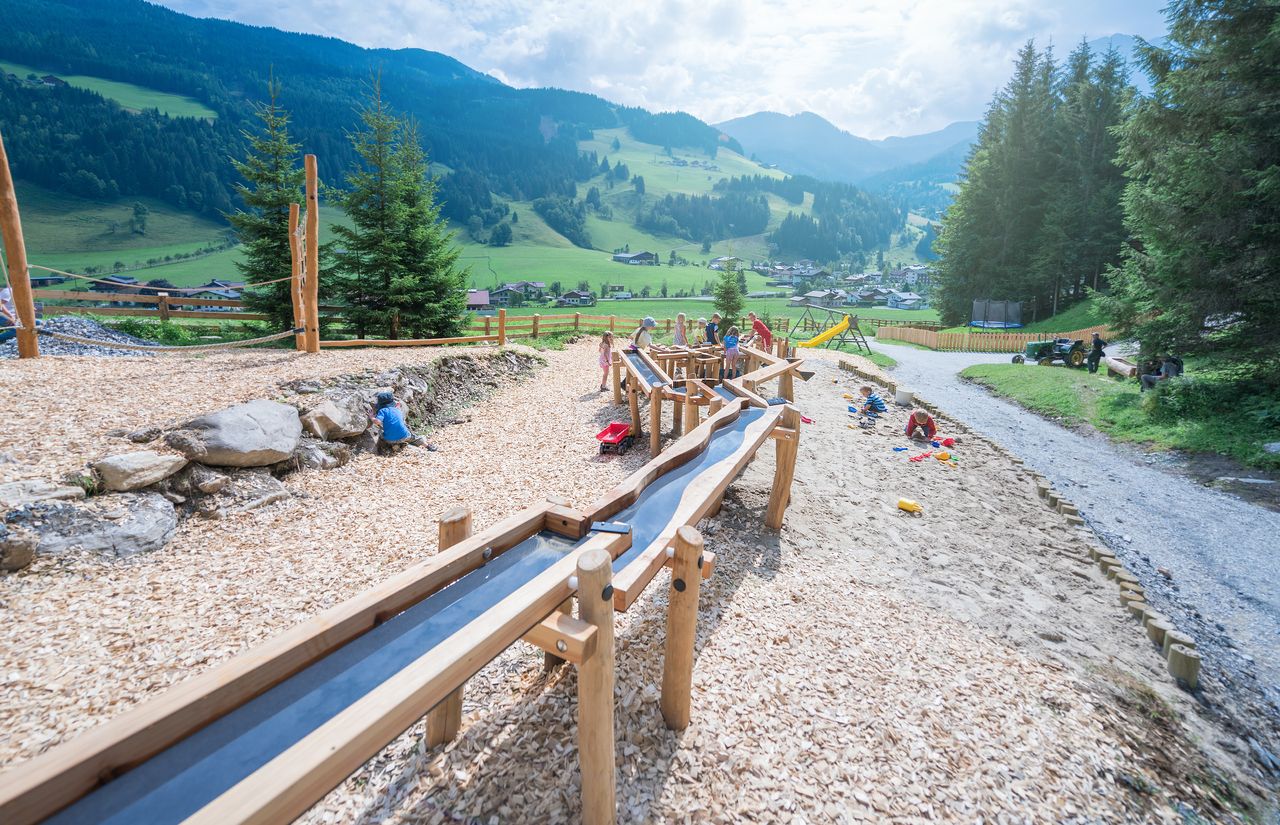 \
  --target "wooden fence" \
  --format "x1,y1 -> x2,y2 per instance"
877,323 -> 1113,353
